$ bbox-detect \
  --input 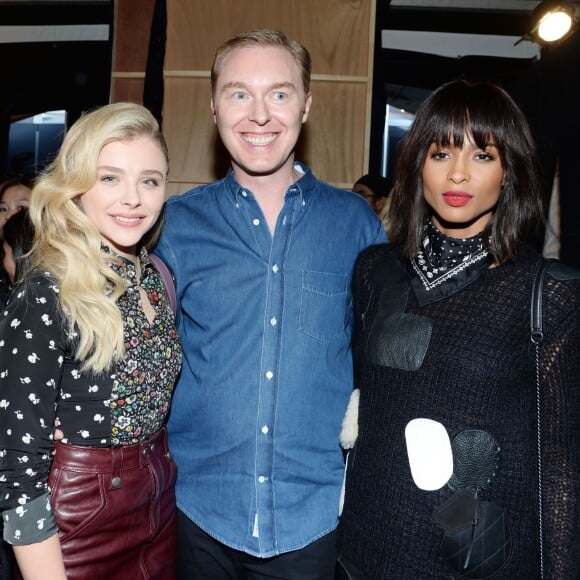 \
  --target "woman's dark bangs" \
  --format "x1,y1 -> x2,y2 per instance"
466,105 -> 503,150
430,103 -> 470,147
